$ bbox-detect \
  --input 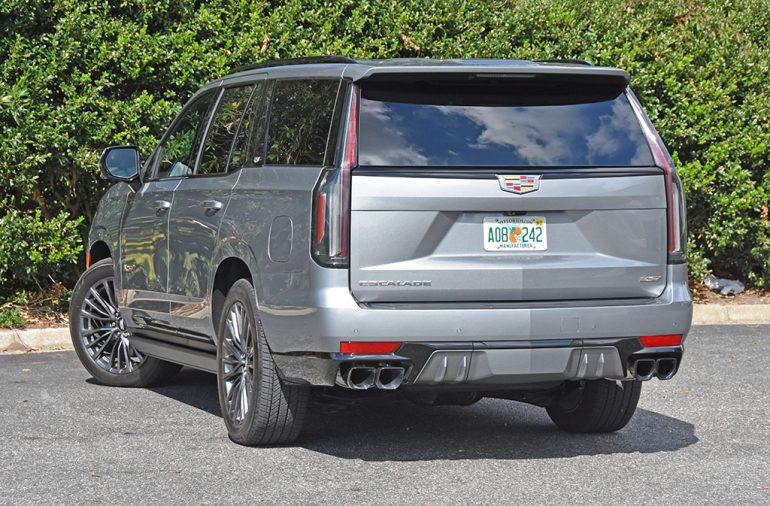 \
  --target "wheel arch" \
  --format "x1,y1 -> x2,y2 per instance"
88,240 -> 111,267
210,249 -> 258,332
